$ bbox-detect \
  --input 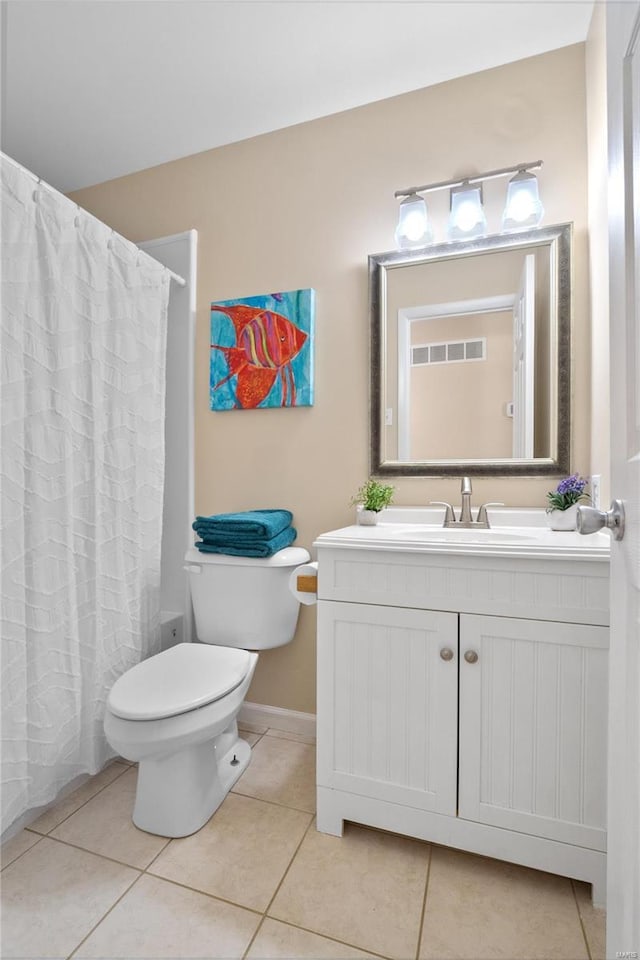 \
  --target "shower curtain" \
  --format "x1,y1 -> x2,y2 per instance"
0,155 -> 171,835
